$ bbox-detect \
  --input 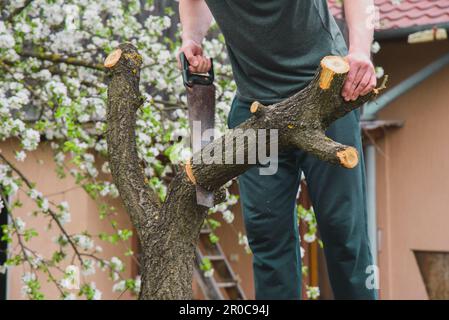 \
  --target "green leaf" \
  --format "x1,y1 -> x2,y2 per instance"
209,232 -> 219,245
23,228 -> 39,242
